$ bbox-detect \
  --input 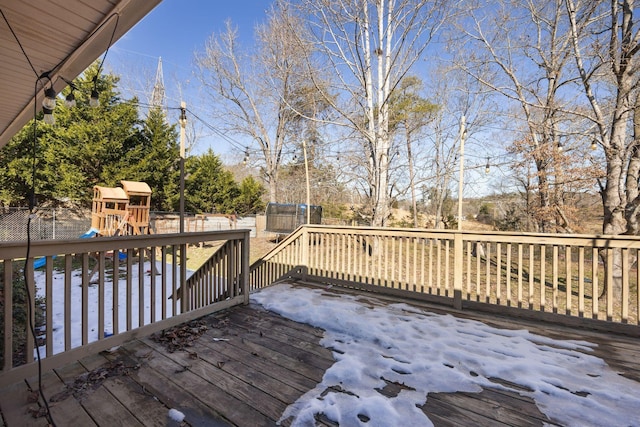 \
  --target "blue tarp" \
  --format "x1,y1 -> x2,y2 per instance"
34,228 -> 100,268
